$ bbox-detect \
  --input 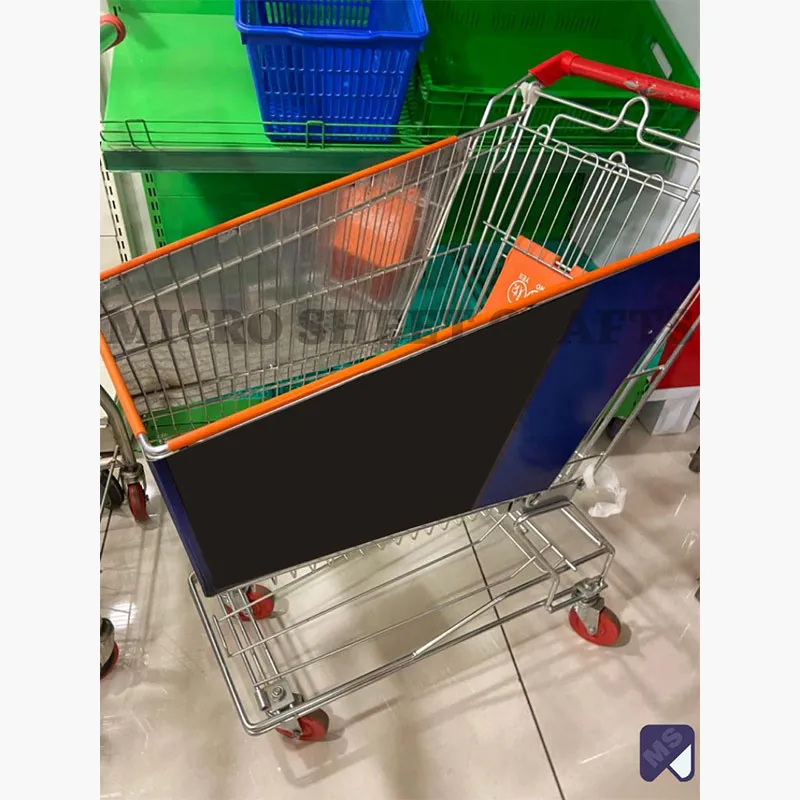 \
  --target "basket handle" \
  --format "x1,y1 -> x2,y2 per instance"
530,51 -> 699,112
101,13 -> 126,54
